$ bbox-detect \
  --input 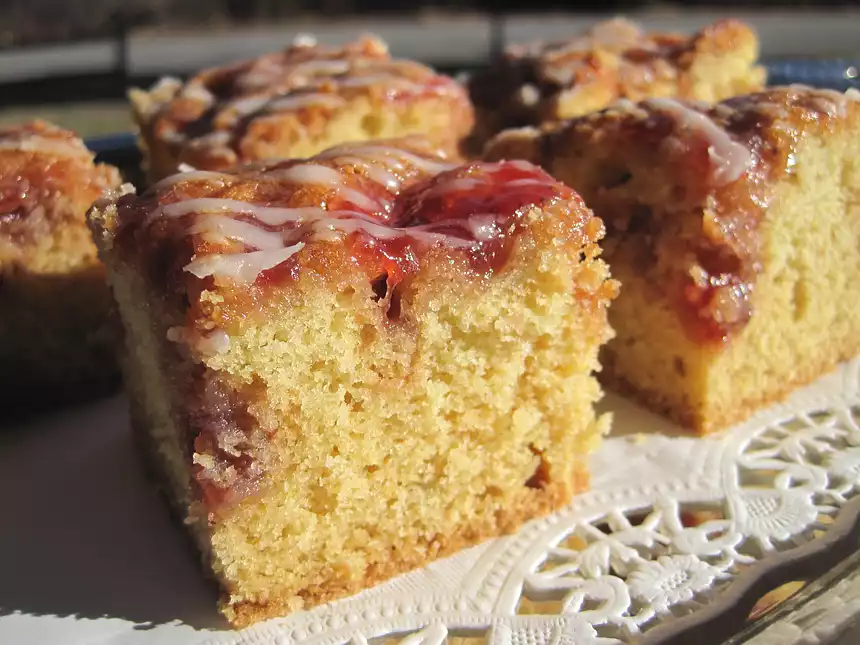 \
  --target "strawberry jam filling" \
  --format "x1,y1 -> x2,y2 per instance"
116,141 -> 576,292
